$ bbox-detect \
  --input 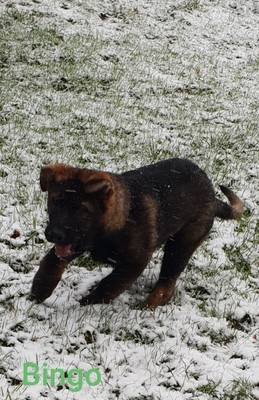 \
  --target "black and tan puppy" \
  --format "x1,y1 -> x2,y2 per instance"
29,159 -> 243,309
